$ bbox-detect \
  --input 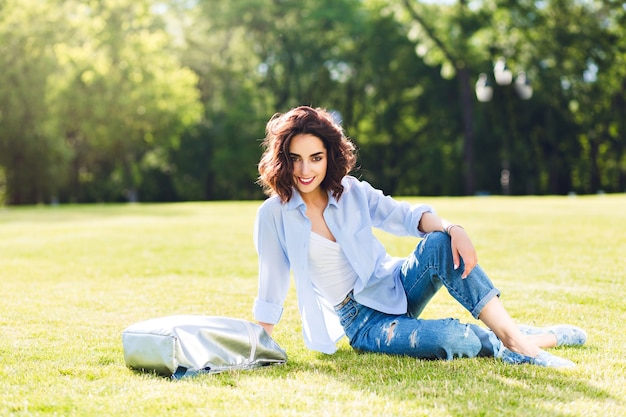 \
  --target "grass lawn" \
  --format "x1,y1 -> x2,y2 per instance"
0,195 -> 624,417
